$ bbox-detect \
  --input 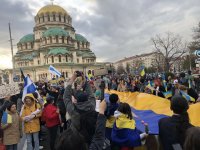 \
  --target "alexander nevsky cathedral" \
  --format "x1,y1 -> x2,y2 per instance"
10,3 -> 105,82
